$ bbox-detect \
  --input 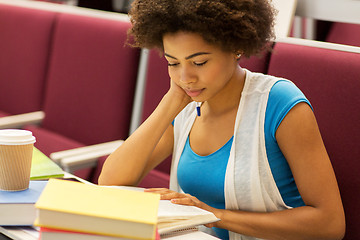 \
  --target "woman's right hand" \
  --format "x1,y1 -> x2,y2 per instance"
98,78 -> 188,186
165,78 -> 192,114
